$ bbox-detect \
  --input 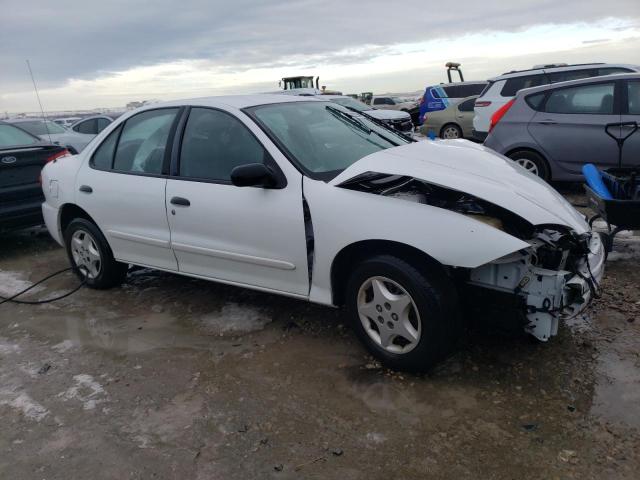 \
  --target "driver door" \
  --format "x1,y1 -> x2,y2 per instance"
165,107 -> 309,296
